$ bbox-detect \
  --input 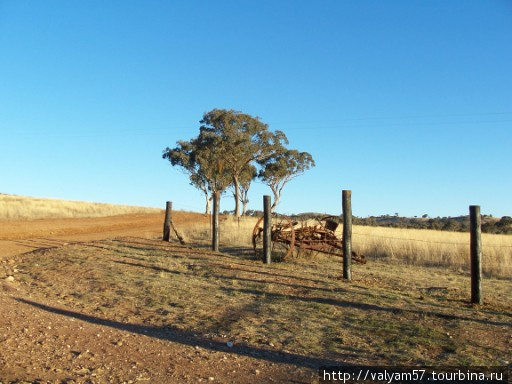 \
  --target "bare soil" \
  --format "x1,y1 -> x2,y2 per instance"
0,213 -> 166,258
1,213 -> 511,383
